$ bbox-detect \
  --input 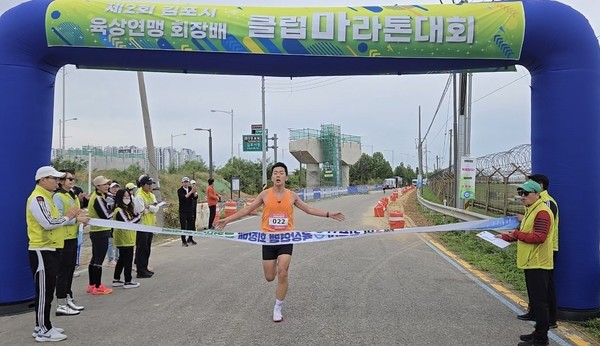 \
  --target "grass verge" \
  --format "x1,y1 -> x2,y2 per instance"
419,187 -> 600,342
